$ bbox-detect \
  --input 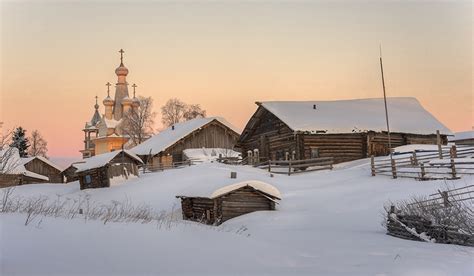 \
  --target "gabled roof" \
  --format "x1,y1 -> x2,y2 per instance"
449,130 -> 474,141
176,180 -> 281,200
20,156 -> 63,172
74,150 -> 143,173
131,117 -> 241,156
255,97 -> 452,135
0,148 -> 49,181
